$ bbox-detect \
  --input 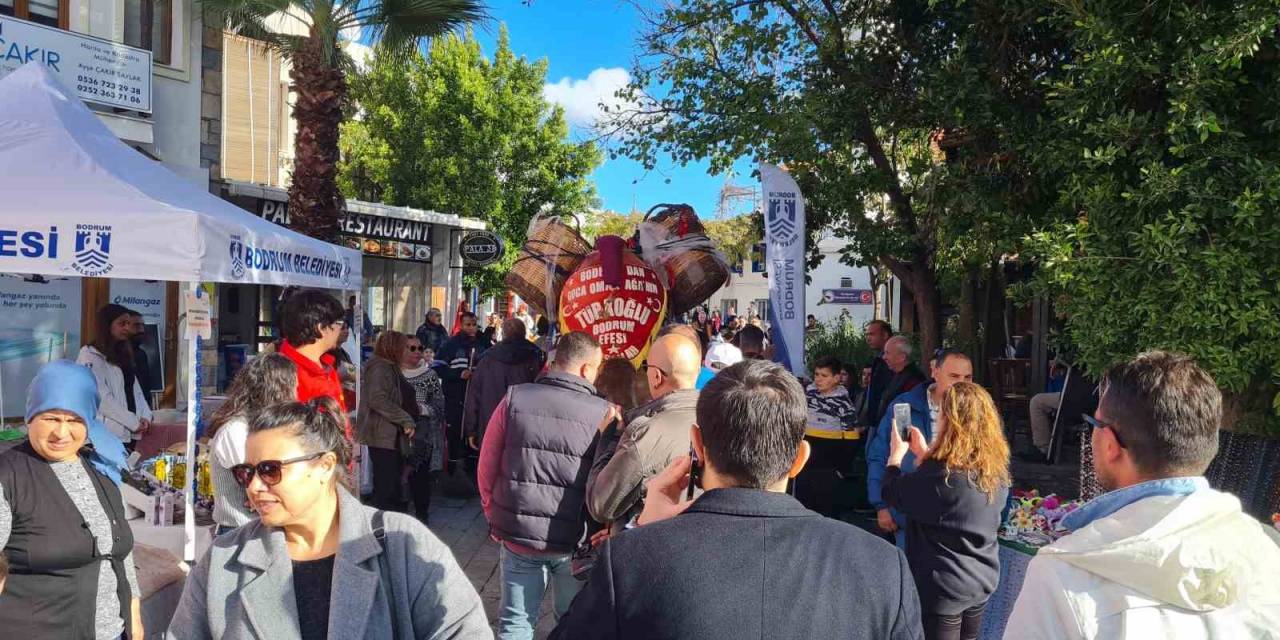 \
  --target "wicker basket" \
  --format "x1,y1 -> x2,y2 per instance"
504,217 -> 591,317
640,204 -> 729,316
